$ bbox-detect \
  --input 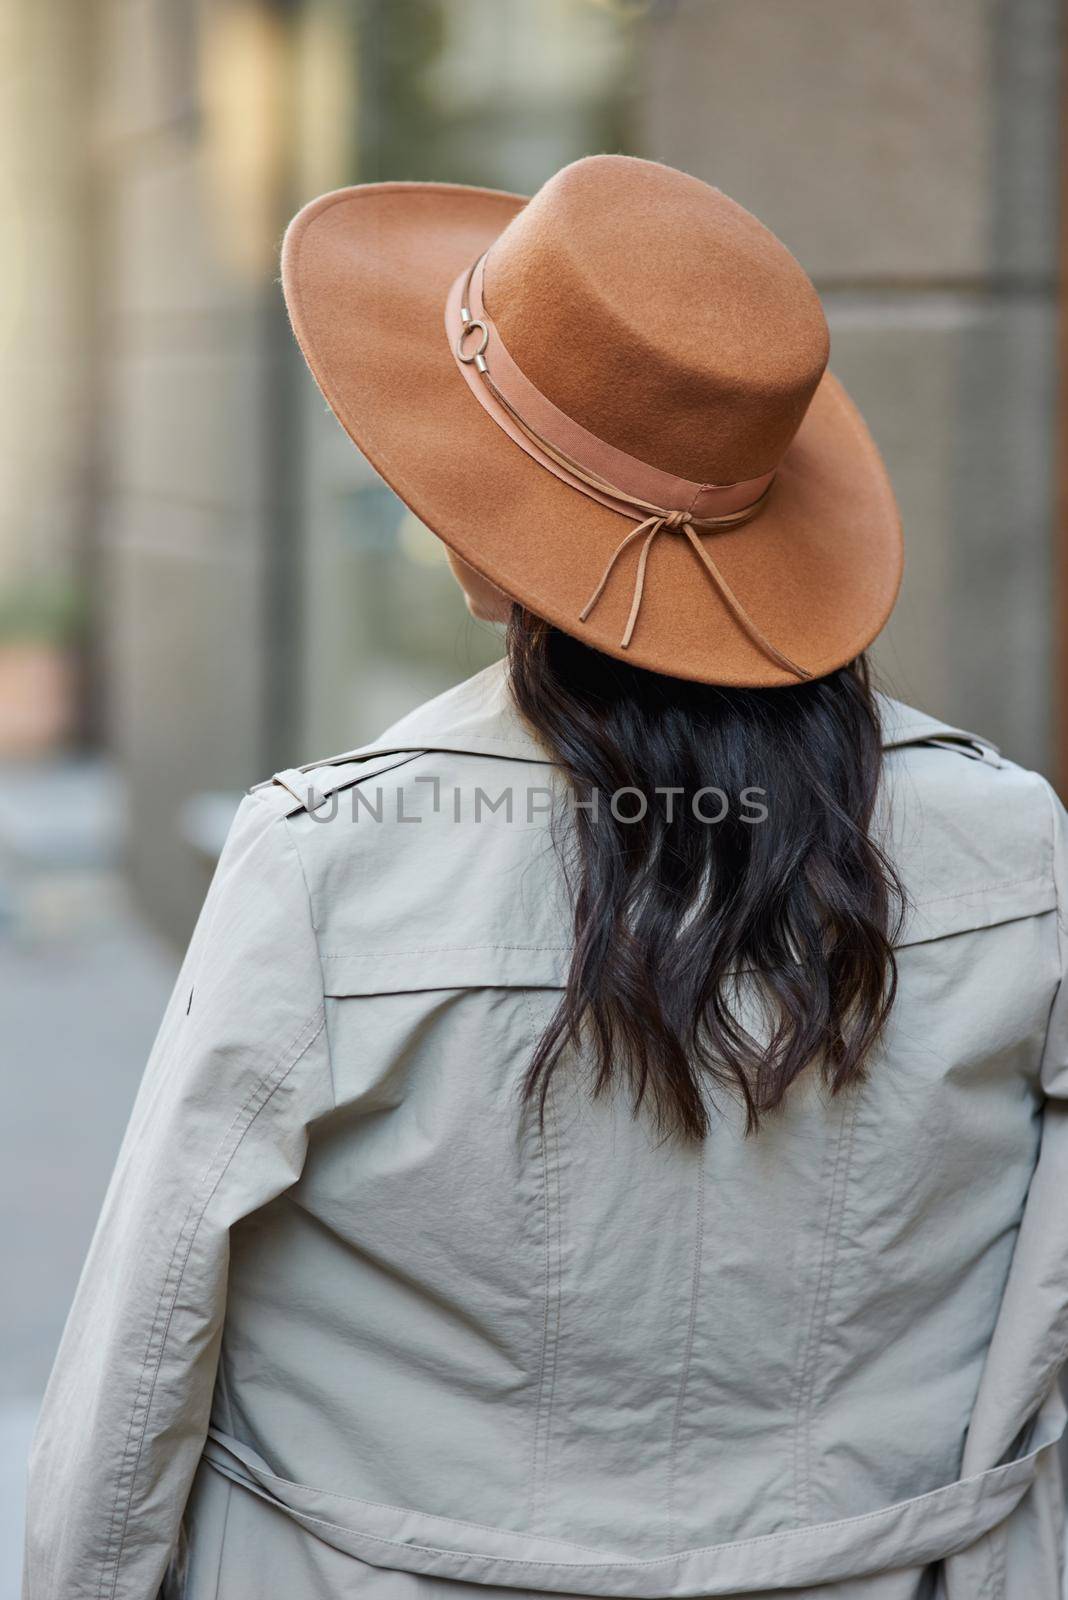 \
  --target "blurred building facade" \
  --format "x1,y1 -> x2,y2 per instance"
0,0 -> 1062,941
